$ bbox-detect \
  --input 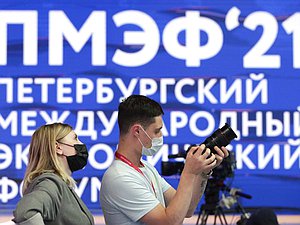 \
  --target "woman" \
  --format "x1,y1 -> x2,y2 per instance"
12,123 -> 94,225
